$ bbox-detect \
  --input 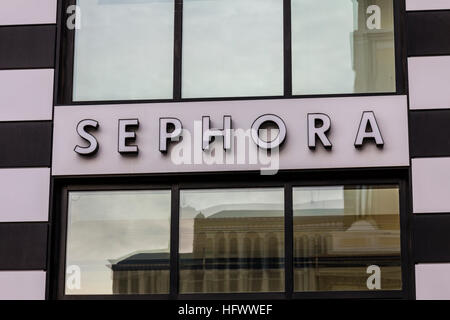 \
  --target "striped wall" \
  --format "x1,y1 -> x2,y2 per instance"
0,0 -> 57,299
406,0 -> 450,300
